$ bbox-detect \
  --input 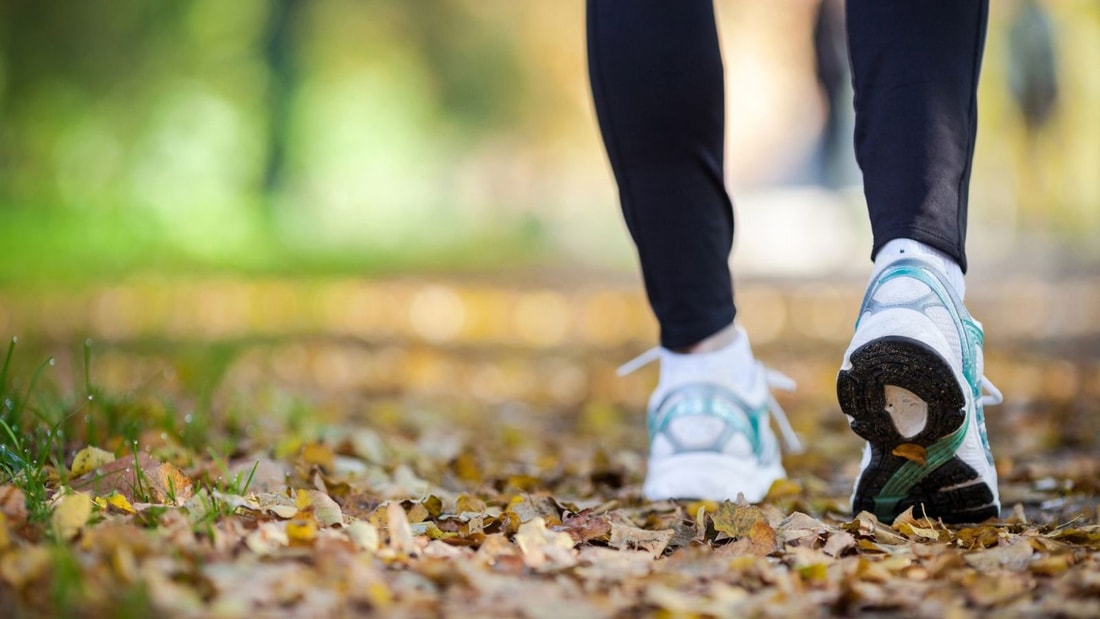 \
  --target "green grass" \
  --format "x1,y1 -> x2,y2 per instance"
0,335 -> 269,533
